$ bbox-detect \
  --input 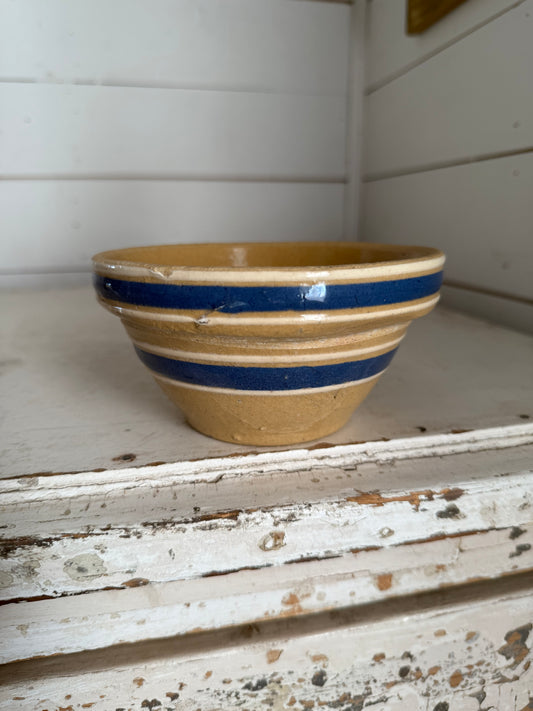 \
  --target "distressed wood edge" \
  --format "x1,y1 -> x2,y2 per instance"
2,574 -> 532,681
1,584 -> 531,710
2,527 -> 533,664
2,466 -> 532,601
2,423 -> 532,501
